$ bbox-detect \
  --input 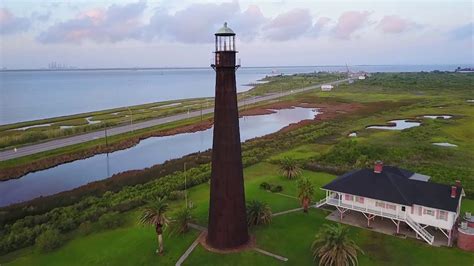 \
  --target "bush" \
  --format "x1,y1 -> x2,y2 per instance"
168,190 -> 186,200
78,221 -> 93,236
260,182 -> 282,193
35,229 -> 63,252
260,182 -> 271,190
246,200 -> 272,226
98,212 -> 123,229
270,185 -> 283,193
